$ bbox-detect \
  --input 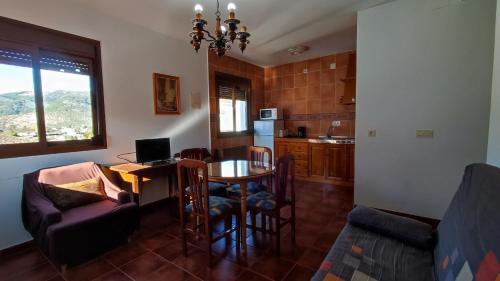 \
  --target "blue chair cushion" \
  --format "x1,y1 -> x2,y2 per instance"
226,181 -> 267,195
186,181 -> 227,196
247,191 -> 276,210
185,196 -> 238,218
